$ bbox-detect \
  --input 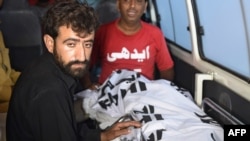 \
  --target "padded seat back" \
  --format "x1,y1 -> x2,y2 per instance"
1,0 -> 29,10
0,0 -> 44,71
